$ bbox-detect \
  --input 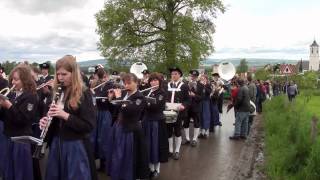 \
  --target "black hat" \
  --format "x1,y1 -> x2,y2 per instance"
189,70 -> 199,77
211,72 -> 220,77
141,69 -> 150,74
94,64 -> 104,73
112,70 -> 119,76
169,67 -> 183,76
39,62 -> 50,69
